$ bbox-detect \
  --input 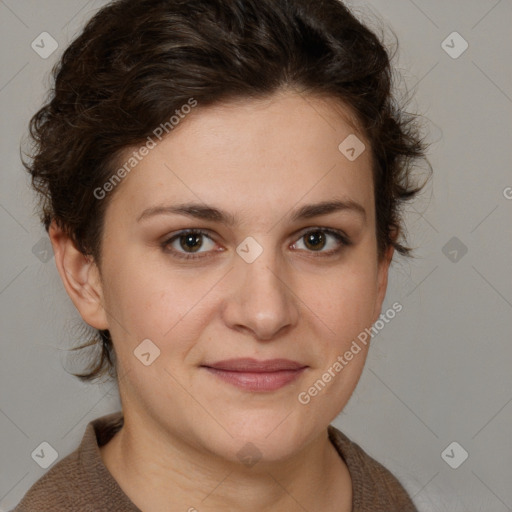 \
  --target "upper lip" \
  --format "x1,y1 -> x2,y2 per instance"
202,358 -> 307,372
